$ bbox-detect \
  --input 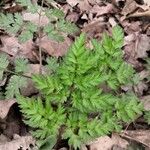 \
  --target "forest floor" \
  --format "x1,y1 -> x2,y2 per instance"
0,0 -> 150,150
